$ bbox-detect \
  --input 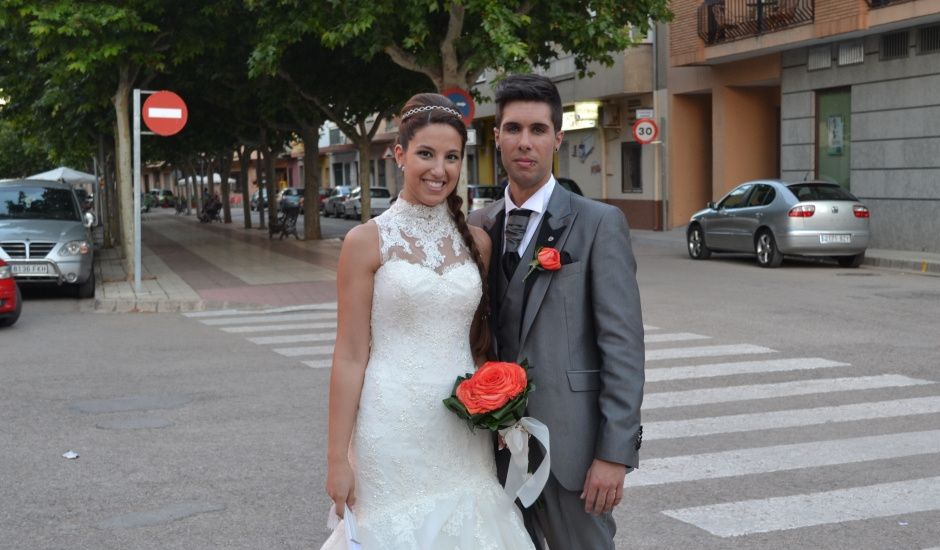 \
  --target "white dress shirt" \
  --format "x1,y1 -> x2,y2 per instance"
503,176 -> 557,257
